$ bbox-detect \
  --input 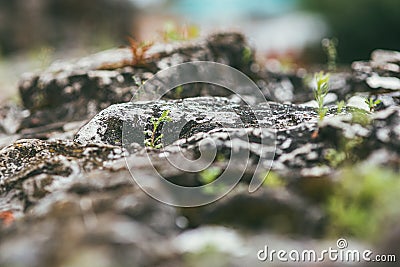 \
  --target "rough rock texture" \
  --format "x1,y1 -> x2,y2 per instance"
74,96 -> 318,146
352,49 -> 400,109
0,166 -> 179,267
1,36 -> 400,267
0,139 -> 123,189
259,49 -> 400,105
72,93 -> 400,187
19,33 -> 254,128
257,69 -> 352,104
353,50 -> 400,92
